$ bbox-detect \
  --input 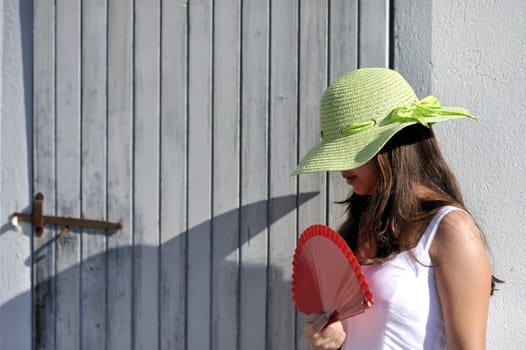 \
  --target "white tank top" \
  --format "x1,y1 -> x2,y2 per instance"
341,206 -> 461,350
